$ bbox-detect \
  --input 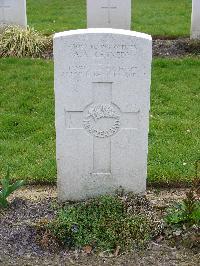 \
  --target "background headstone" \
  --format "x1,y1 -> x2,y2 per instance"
87,0 -> 131,30
191,0 -> 200,39
54,29 -> 152,201
0,0 -> 27,27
